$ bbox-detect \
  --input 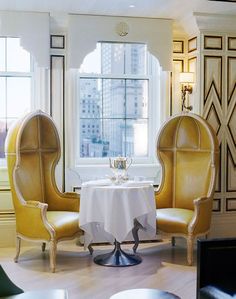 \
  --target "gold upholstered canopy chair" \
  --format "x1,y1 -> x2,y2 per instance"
155,113 -> 219,265
5,110 -> 82,272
